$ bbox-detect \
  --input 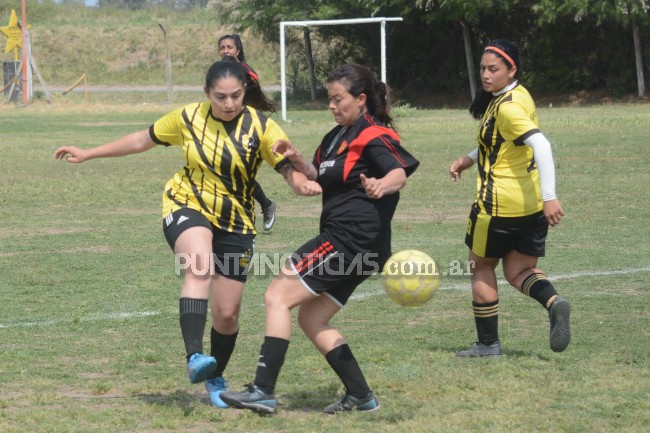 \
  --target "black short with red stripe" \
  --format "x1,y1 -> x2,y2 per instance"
288,233 -> 382,307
